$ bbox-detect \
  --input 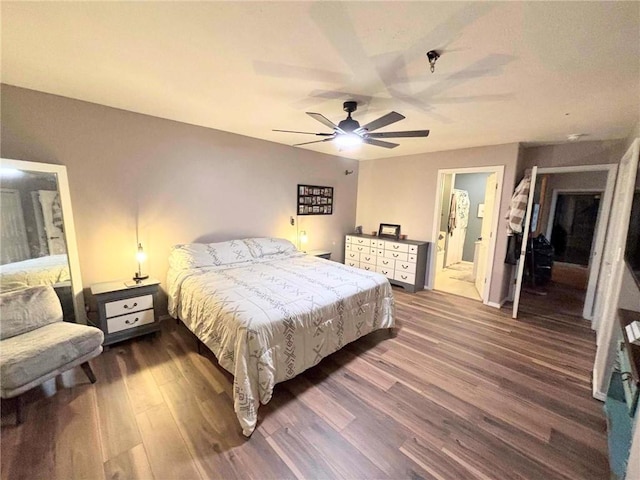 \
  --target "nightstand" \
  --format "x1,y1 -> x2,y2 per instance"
306,250 -> 331,260
90,278 -> 161,346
